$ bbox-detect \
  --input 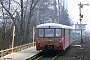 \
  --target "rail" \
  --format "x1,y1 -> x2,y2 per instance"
0,42 -> 36,58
